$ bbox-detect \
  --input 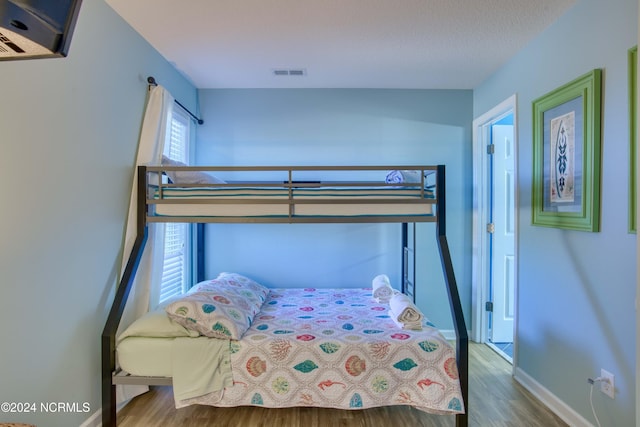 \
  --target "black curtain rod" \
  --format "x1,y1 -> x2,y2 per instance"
147,76 -> 204,125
